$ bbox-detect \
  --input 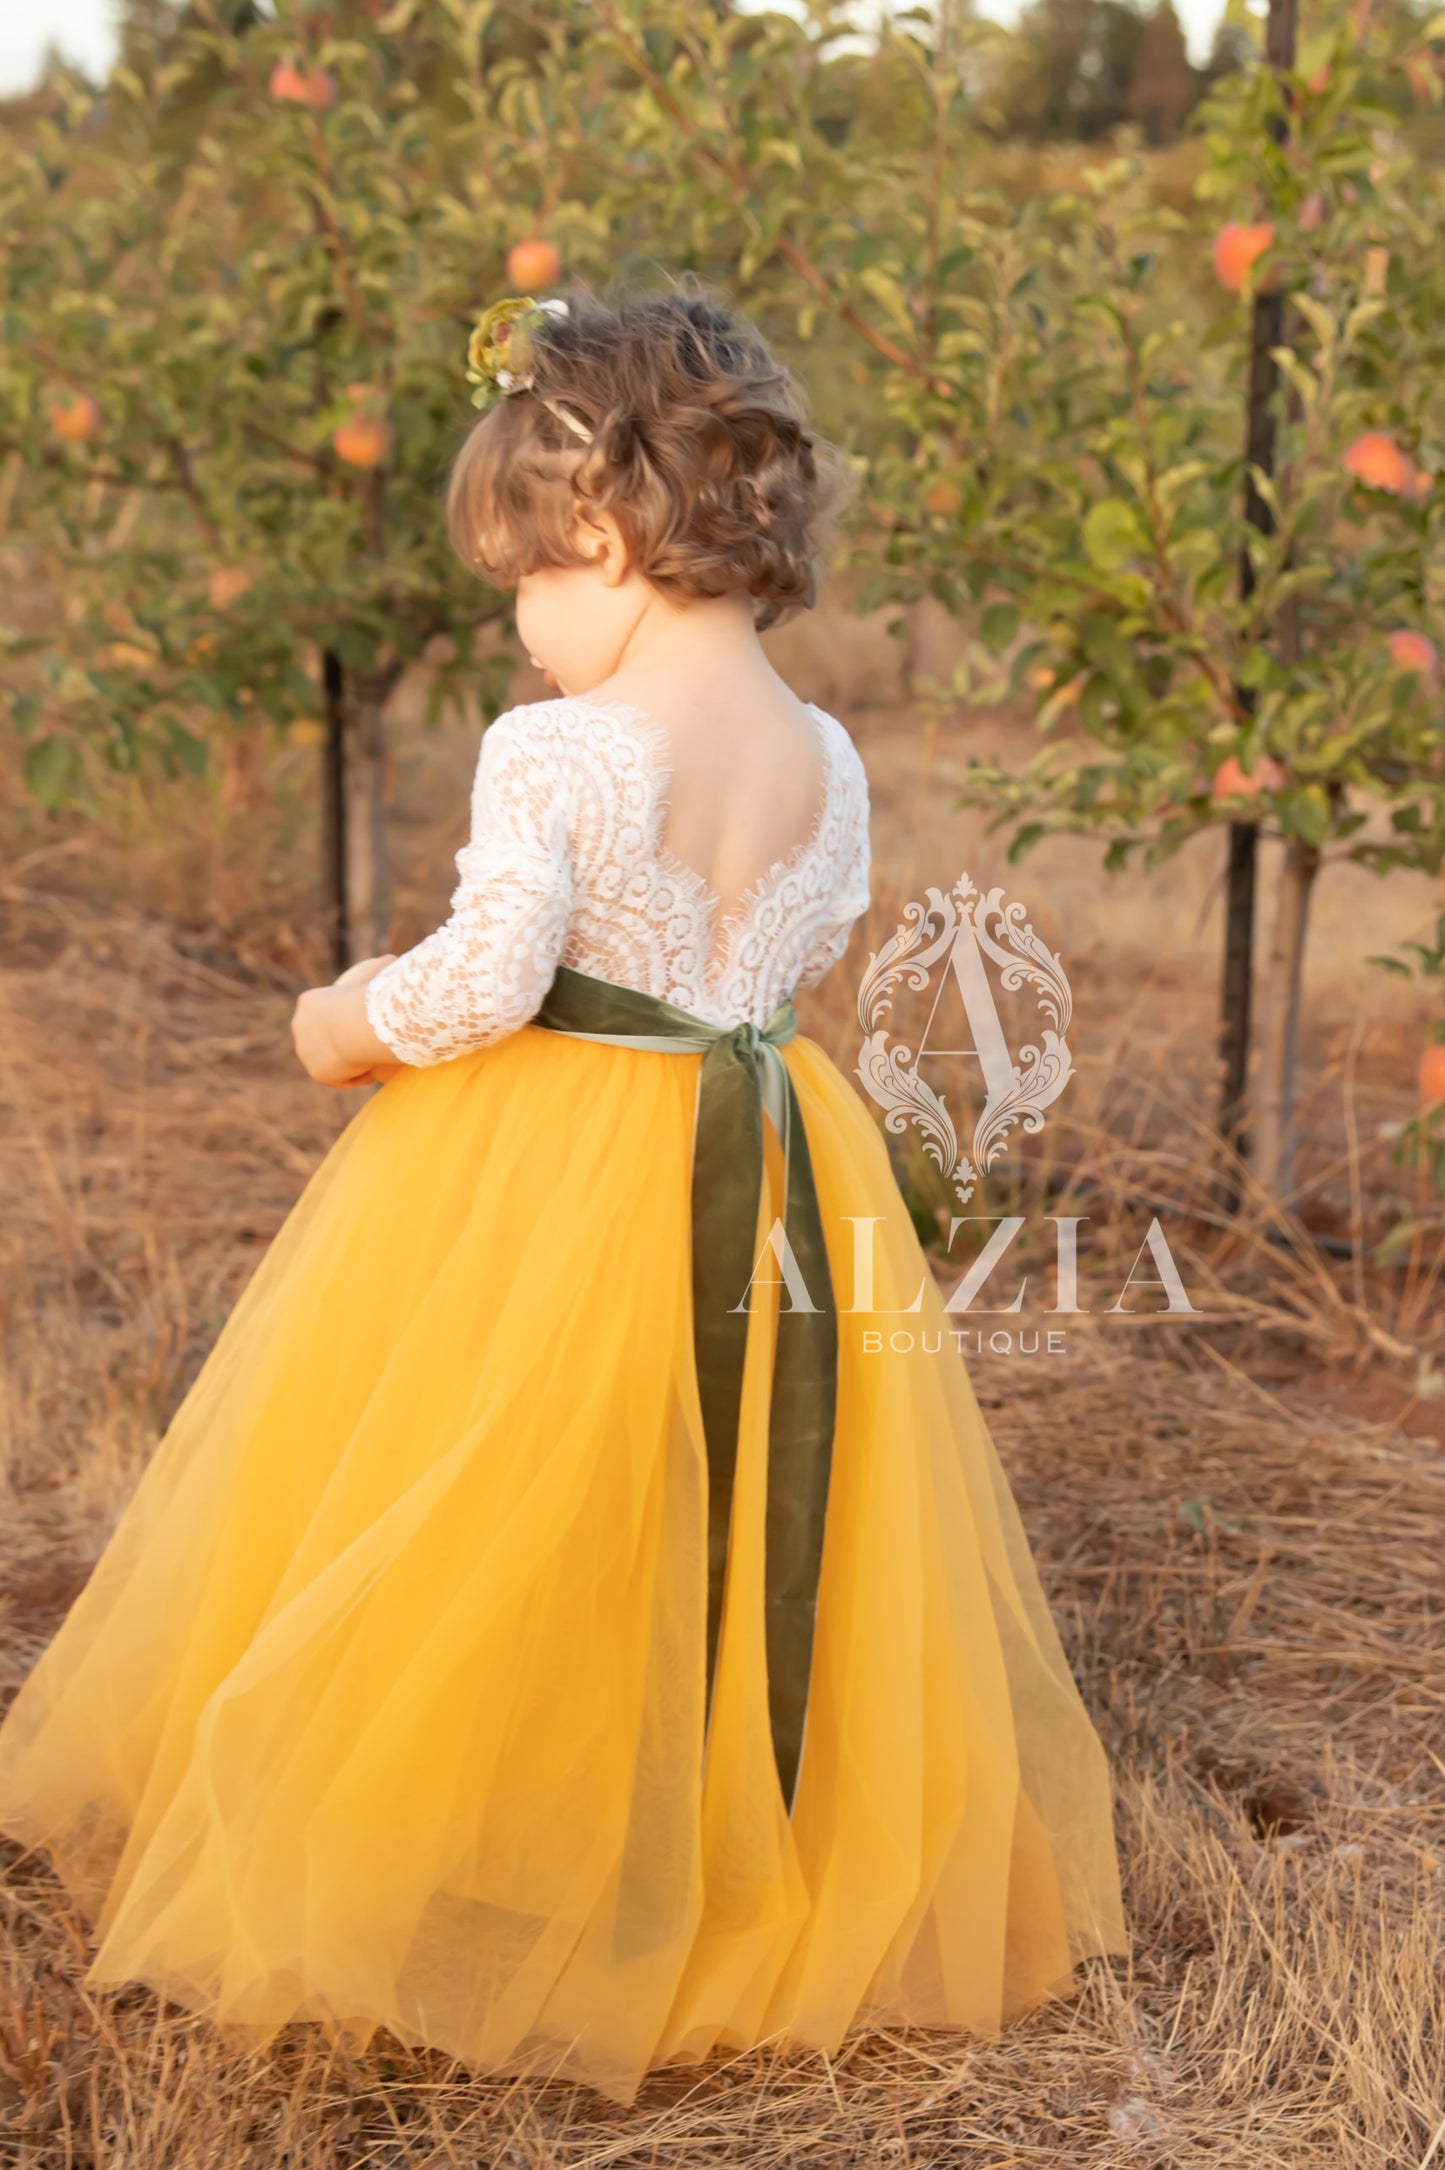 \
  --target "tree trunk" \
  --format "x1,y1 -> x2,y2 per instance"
322,647 -> 348,974
907,593 -> 958,694
344,675 -> 390,964
1218,821 -> 1258,1174
1215,0 -> 1297,1197
320,651 -> 391,972
1254,835 -> 1320,1204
